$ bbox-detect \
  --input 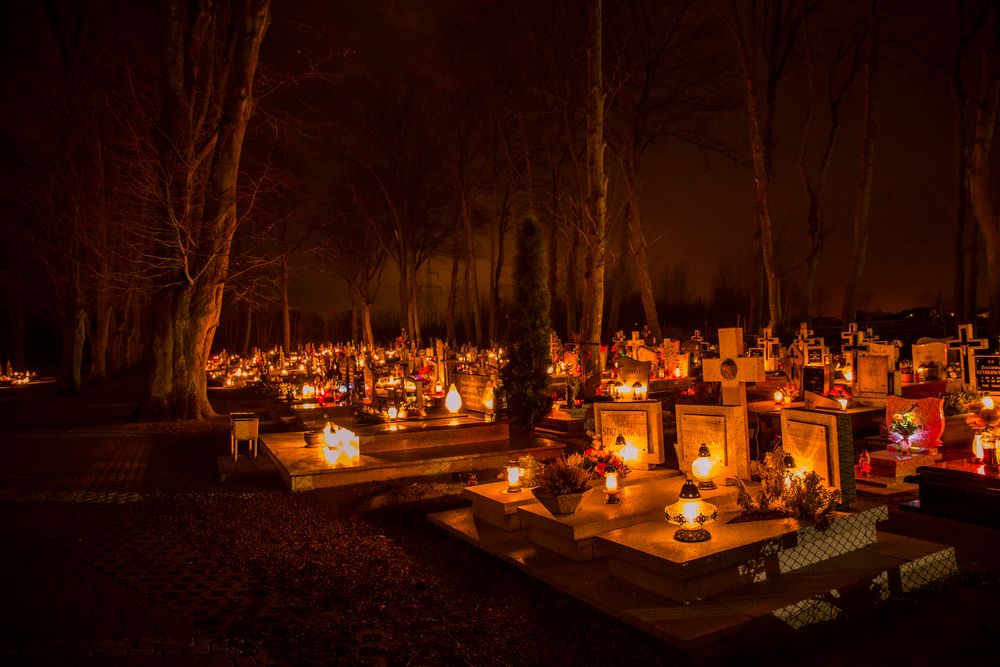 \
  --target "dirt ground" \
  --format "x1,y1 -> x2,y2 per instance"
1,373 -> 998,666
